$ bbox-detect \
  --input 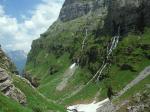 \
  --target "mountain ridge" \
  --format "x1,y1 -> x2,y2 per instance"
24,0 -> 150,111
